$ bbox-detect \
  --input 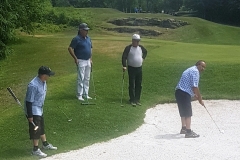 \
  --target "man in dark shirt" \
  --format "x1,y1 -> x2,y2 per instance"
68,23 -> 93,101
122,34 -> 147,106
